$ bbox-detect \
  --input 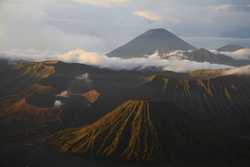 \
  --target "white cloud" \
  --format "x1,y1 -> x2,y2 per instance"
74,0 -> 130,7
55,49 -> 231,72
0,48 -> 234,72
0,49 -> 56,61
222,65 -> 250,76
0,0 -> 106,52
219,48 -> 250,60
57,48 -> 105,65
133,10 -> 162,22
76,73 -> 92,82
